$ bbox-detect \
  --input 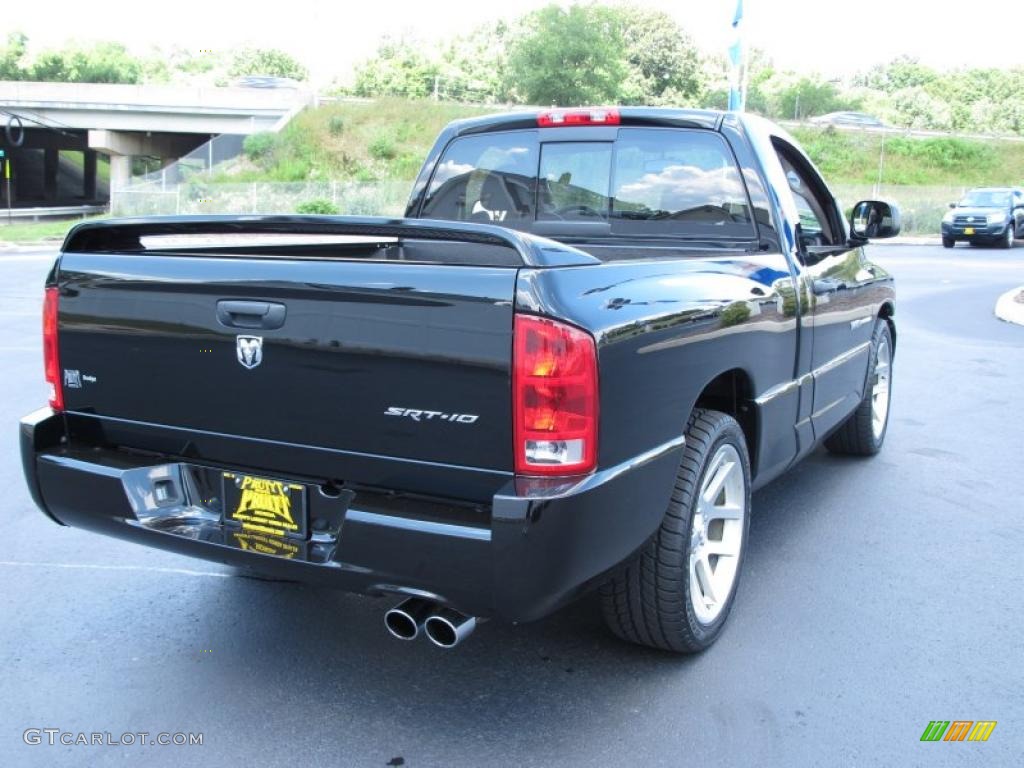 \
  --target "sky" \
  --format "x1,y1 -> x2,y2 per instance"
10,0 -> 1024,85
